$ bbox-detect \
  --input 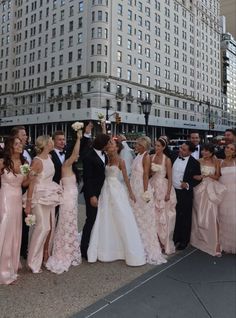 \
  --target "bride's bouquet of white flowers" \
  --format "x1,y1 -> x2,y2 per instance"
20,163 -> 31,176
142,190 -> 152,203
97,113 -> 105,124
25,214 -> 36,227
151,163 -> 162,173
201,166 -> 211,176
71,122 -> 84,131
